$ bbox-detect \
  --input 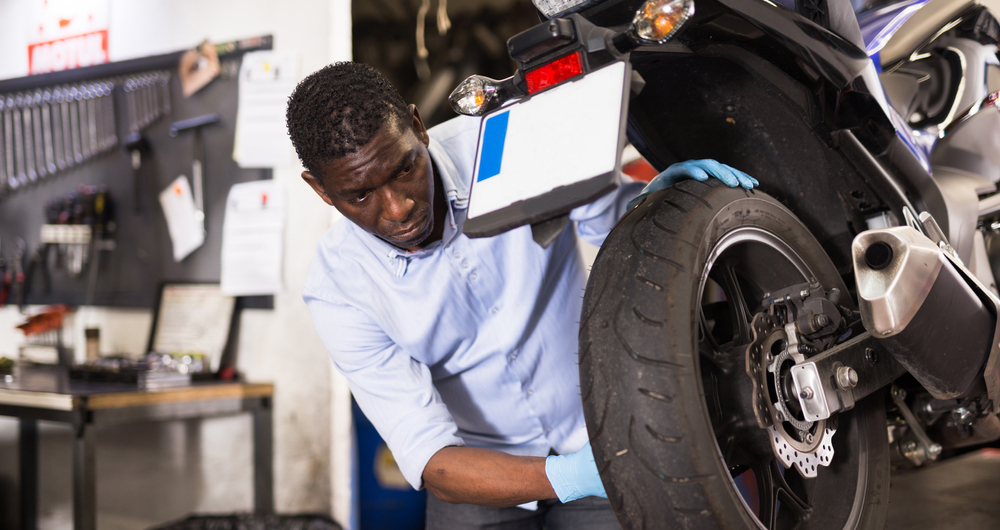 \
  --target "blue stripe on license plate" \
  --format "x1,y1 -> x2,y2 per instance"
477,111 -> 510,182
